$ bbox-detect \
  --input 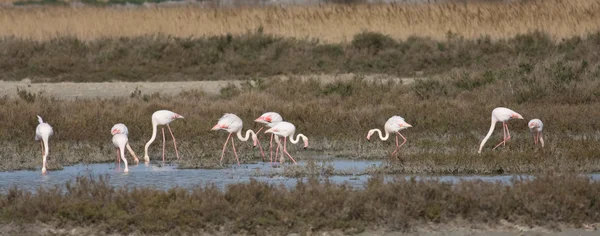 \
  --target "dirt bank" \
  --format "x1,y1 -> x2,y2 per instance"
0,74 -> 415,100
